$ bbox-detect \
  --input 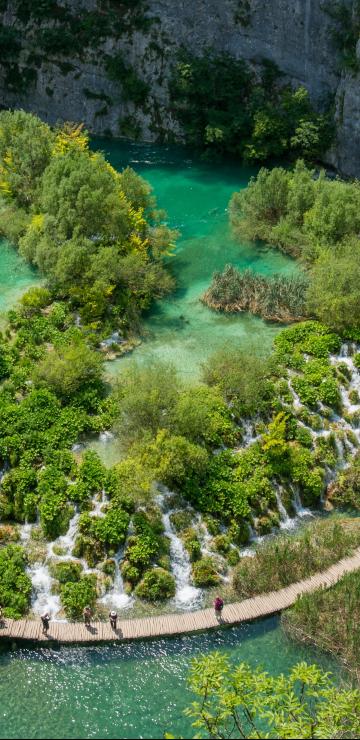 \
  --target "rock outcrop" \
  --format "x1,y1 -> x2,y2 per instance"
0,0 -> 359,176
